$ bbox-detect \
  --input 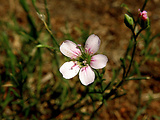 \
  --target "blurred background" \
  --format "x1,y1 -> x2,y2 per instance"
0,0 -> 160,119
